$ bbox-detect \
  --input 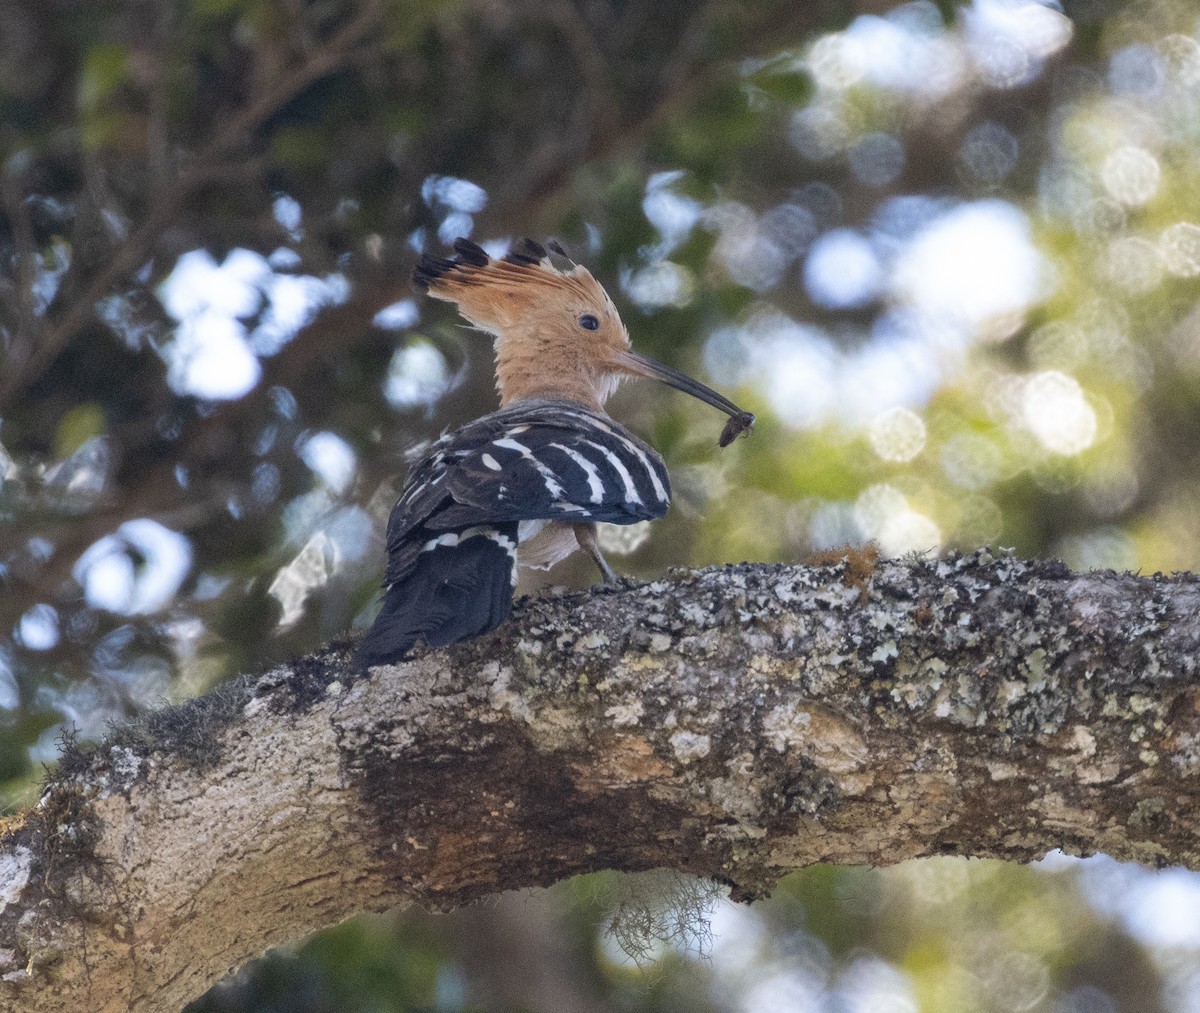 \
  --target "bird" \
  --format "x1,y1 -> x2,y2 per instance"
357,236 -> 754,665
